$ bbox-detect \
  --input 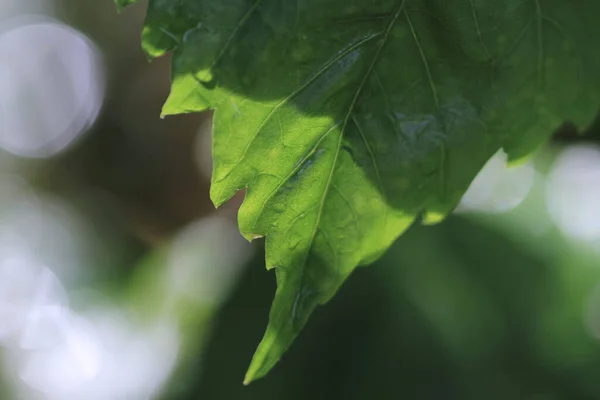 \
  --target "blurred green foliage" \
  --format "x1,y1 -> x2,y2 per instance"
180,215 -> 600,400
